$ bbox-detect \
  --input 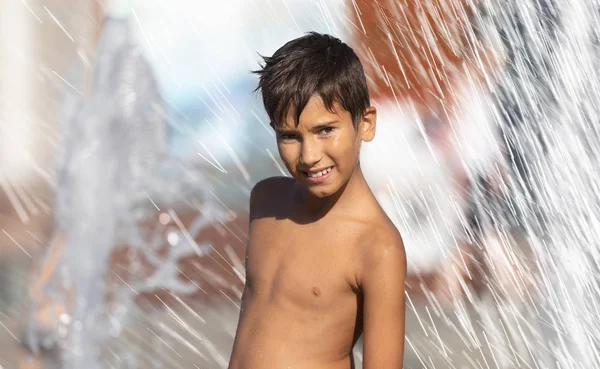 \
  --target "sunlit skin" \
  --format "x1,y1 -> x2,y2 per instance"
228,95 -> 407,369
275,97 -> 373,201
